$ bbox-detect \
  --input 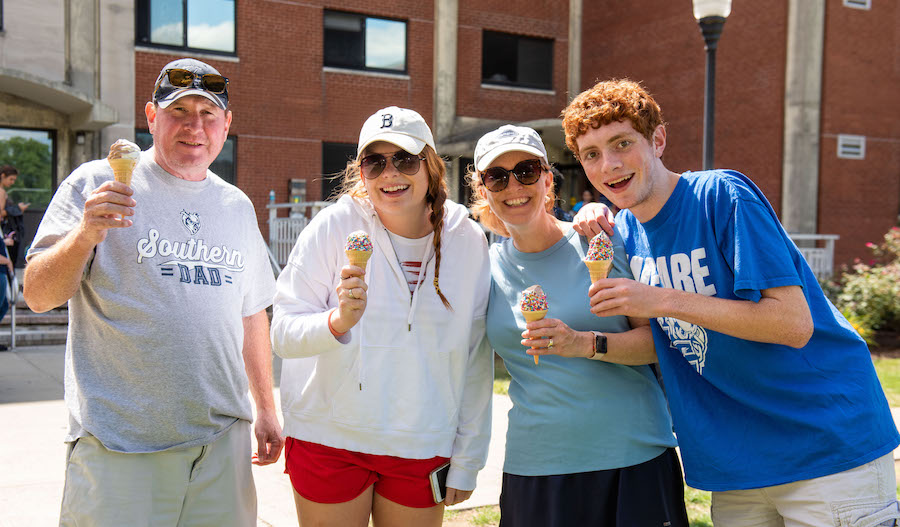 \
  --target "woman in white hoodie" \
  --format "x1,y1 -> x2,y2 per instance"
271,107 -> 492,527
